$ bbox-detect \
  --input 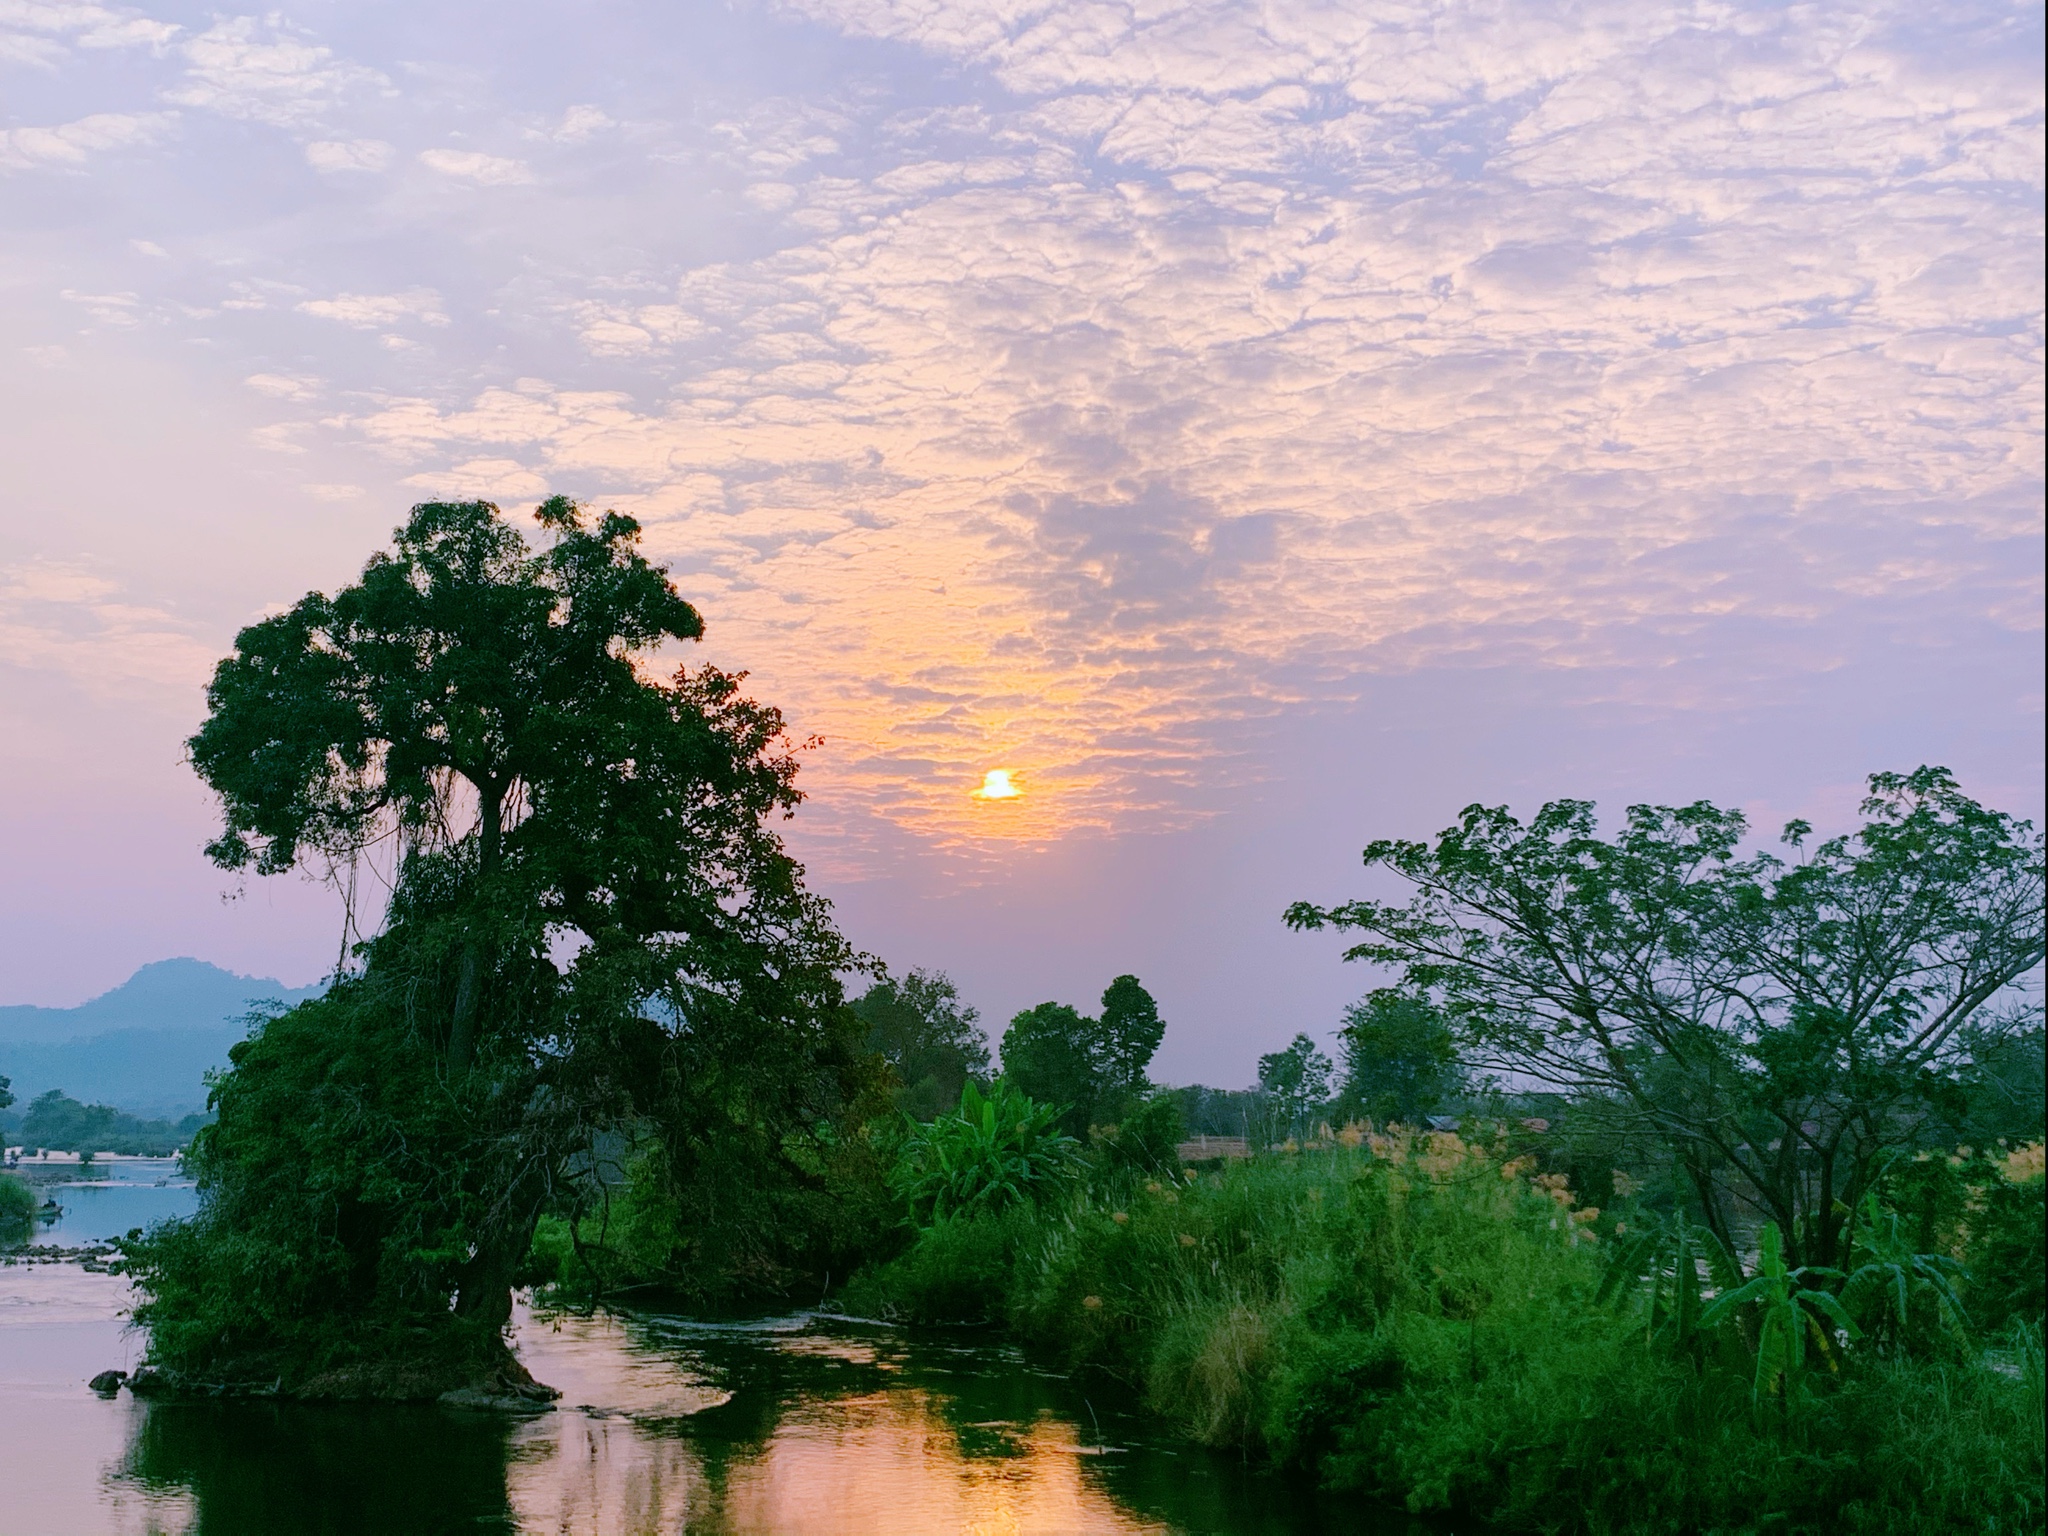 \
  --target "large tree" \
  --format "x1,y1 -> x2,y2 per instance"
127,499 -> 863,1393
1287,768 -> 2044,1269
